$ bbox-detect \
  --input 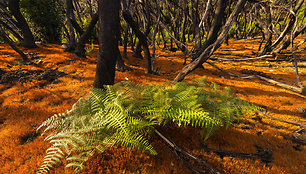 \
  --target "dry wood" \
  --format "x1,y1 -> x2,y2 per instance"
155,129 -> 221,174
174,0 -> 247,82
201,144 -> 273,164
0,27 -> 31,64
292,128 -> 305,145
206,61 -> 254,79
254,75 -> 305,95
256,111 -> 304,127
208,60 -> 305,96
210,54 -> 273,61
157,54 -> 185,58
198,0 -> 212,28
